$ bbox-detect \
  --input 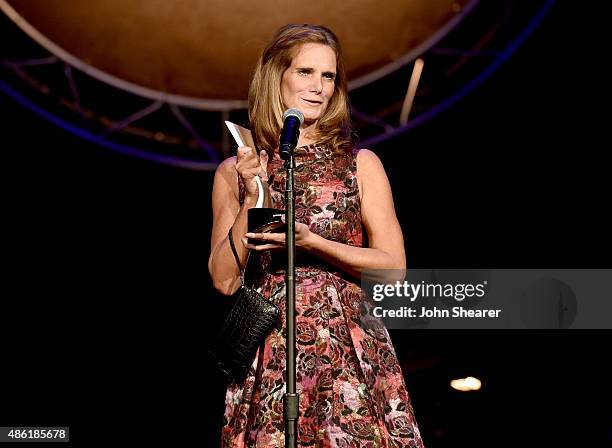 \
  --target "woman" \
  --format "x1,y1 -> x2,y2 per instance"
209,24 -> 425,447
